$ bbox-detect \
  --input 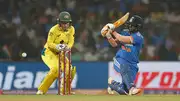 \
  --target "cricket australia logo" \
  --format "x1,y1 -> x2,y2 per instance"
64,15 -> 69,19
